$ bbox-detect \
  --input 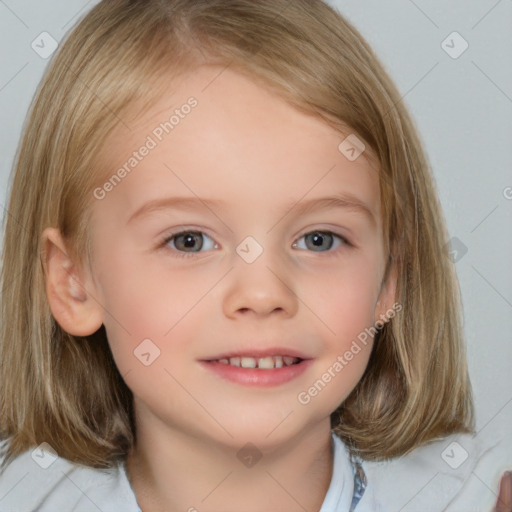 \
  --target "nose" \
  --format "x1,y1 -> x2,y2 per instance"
222,254 -> 299,319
